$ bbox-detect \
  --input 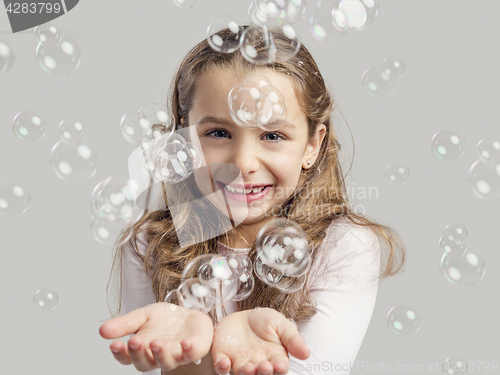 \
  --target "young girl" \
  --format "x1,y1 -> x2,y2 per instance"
99,25 -> 406,375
